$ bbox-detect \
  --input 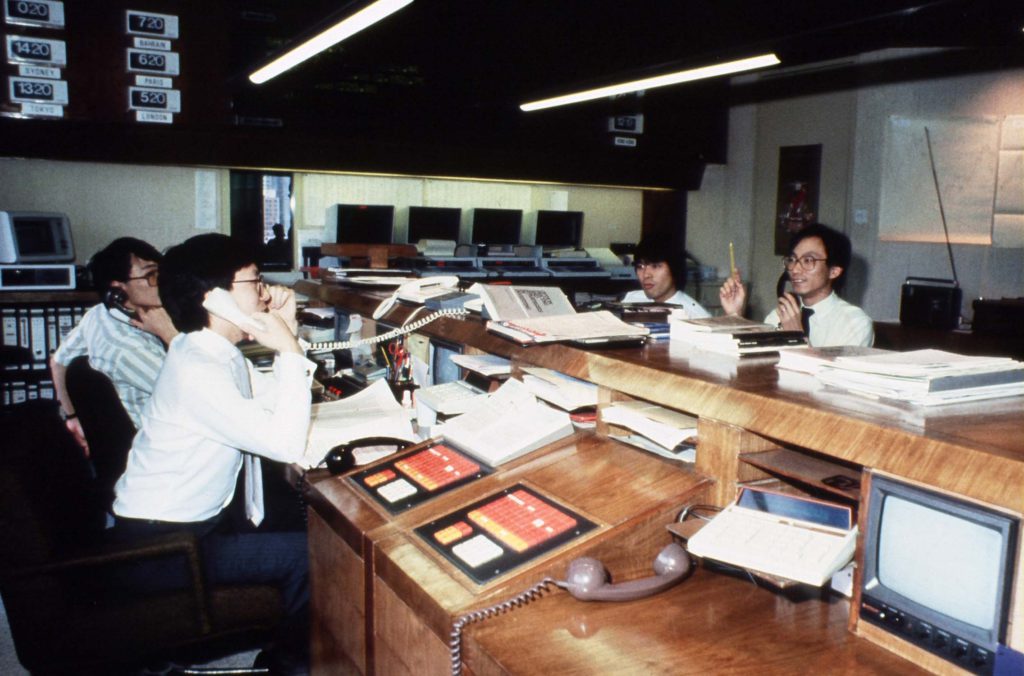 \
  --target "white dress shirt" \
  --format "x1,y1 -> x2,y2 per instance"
764,292 -> 874,348
113,329 -> 314,523
621,289 -> 711,319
